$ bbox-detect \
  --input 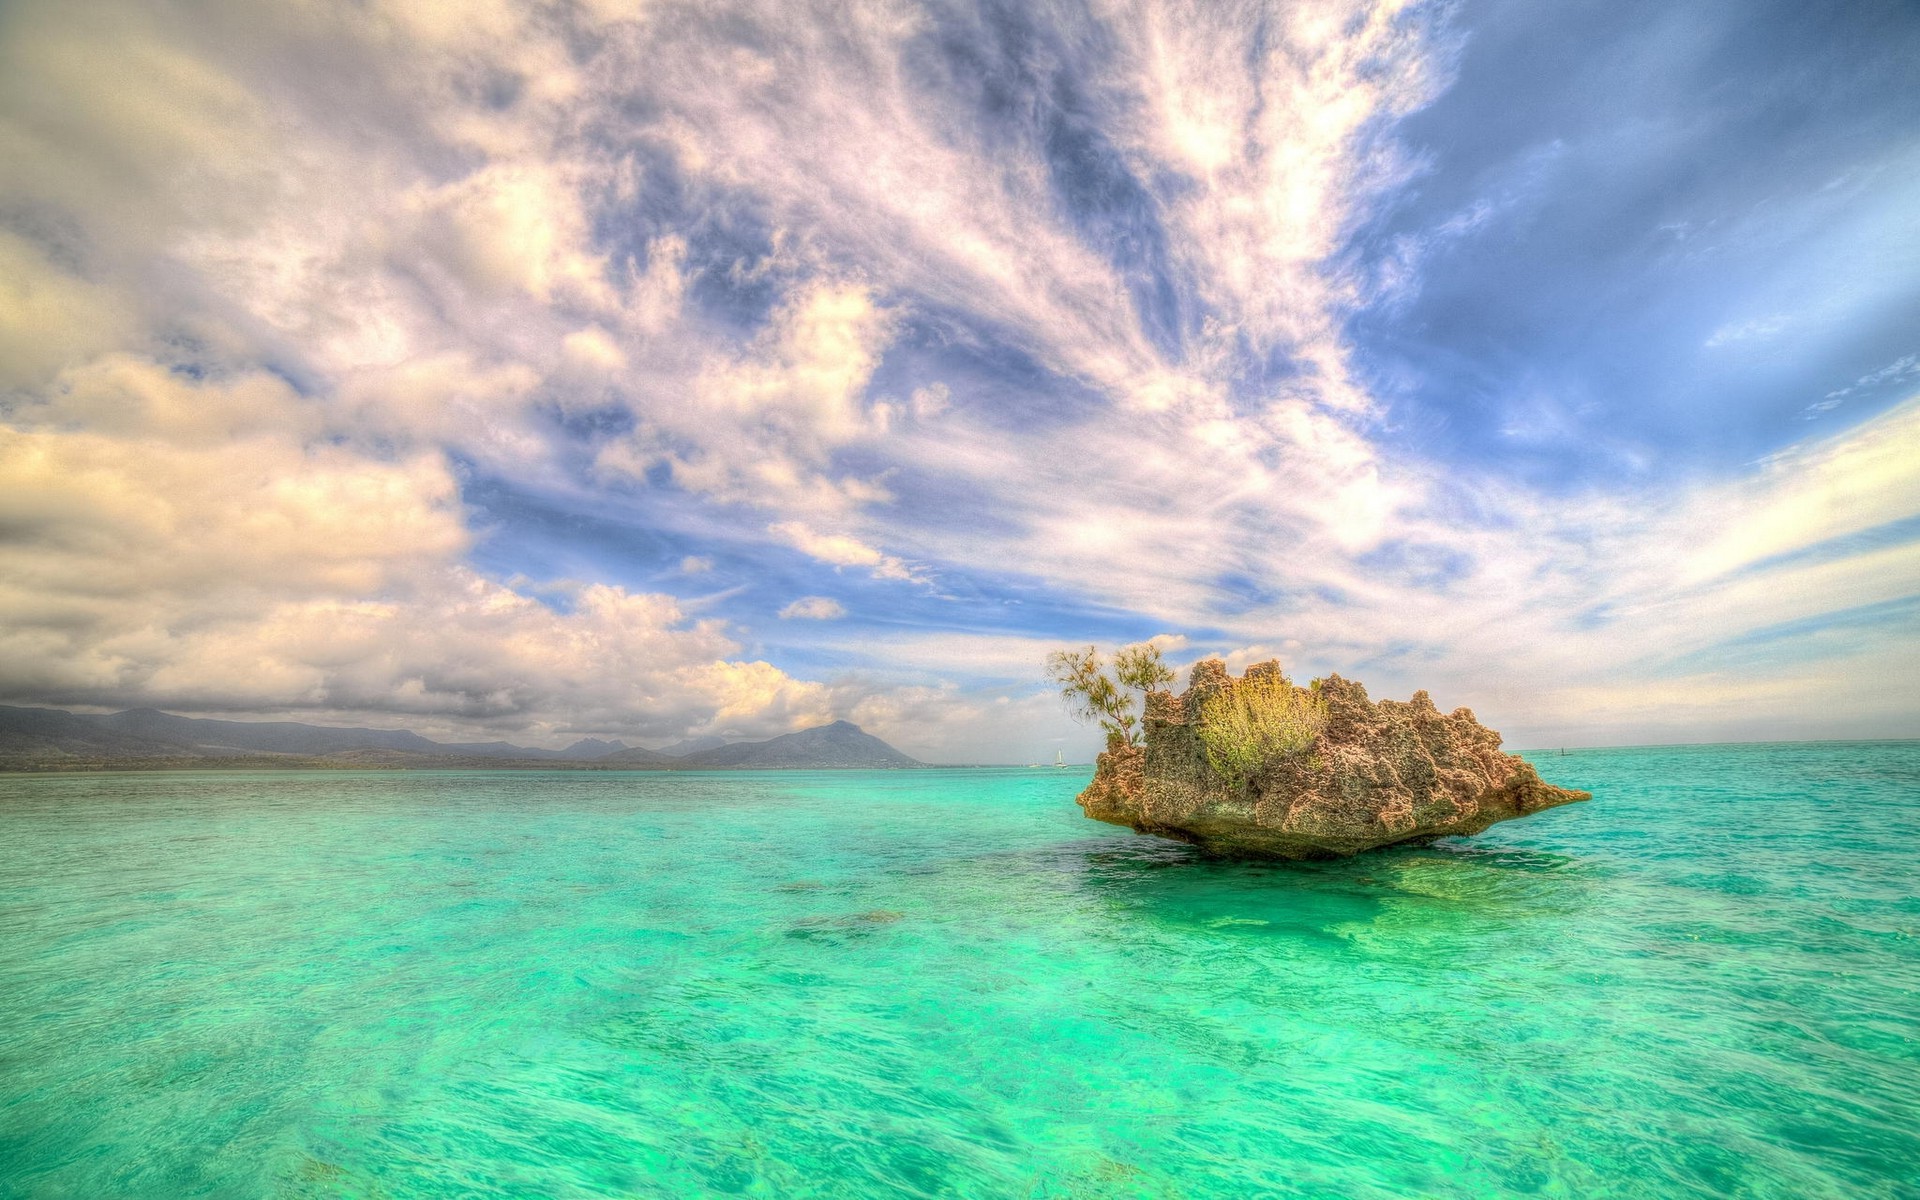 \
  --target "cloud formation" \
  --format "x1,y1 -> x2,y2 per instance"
0,357 -> 835,744
779,596 -> 847,621
1,0 -> 1914,759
